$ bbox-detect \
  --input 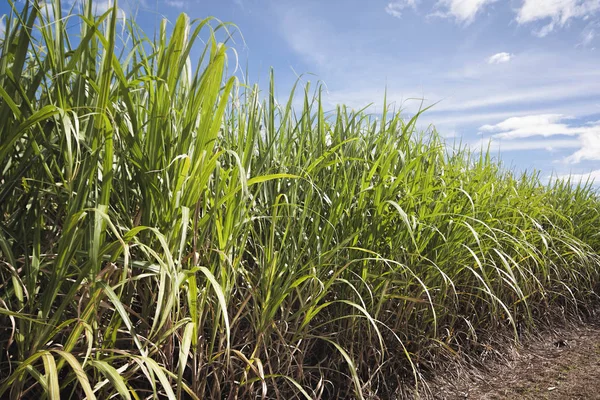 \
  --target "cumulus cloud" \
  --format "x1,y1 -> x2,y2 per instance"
517,0 -> 600,36
478,114 -> 600,164
487,52 -> 513,64
564,131 -> 600,163
478,114 -> 600,139
385,0 -> 418,18
432,0 -> 600,36
517,0 -> 600,25
434,0 -> 497,24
